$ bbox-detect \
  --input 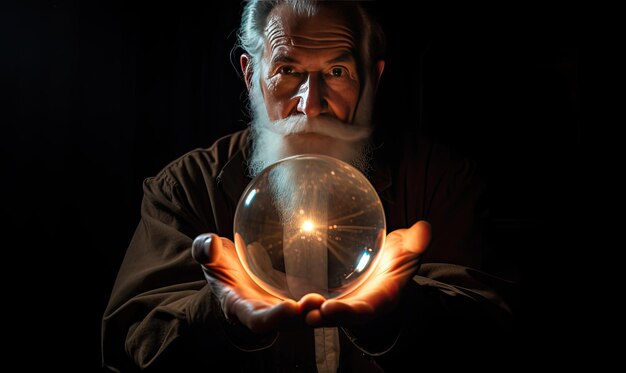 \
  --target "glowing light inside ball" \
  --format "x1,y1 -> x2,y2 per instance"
234,154 -> 386,300
301,220 -> 315,232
